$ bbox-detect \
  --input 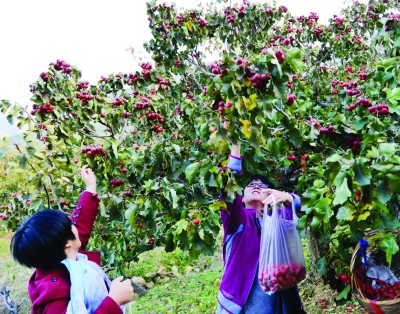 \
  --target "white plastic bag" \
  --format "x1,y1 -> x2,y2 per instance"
258,199 -> 306,294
